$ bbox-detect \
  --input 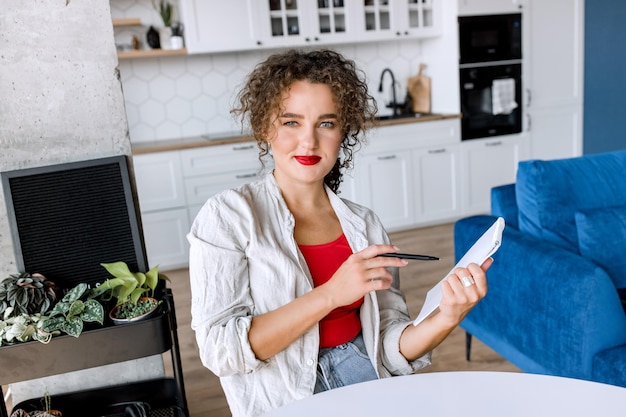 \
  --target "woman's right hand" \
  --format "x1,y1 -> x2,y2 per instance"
320,244 -> 408,309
